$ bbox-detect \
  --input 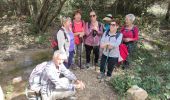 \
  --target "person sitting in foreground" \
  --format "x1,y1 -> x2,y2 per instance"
29,50 -> 85,100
